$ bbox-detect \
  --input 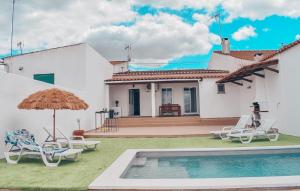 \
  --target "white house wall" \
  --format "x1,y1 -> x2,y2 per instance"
5,44 -> 87,90
0,44 -> 114,159
85,45 -> 114,115
221,65 -> 281,128
276,44 -> 300,136
109,84 -> 152,116
239,79 -> 256,115
199,79 -> 241,118
263,67 -> 281,129
208,53 -> 253,72
113,63 -> 128,73
0,71 -> 92,159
